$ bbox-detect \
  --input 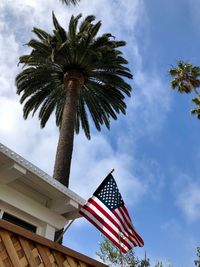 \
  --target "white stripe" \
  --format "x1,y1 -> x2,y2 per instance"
92,196 -> 136,241
93,196 -> 140,246
114,208 -> 141,246
117,207 -> 143,246
115,208 -> 140,245
115,207 -> 135,234
119,207 -> 141,241
120,206 -> 133,227
83,200 -> 135,248
83,196 -> 141,246
80,207 -> 129,252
